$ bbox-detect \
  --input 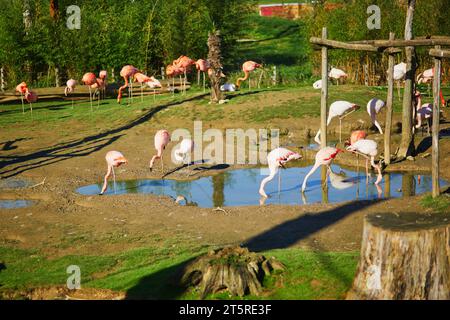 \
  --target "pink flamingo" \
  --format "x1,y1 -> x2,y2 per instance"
90,78 -> 105,108
82,72 -> 98,111
345,130 -> 367,170
173,56 -> 196,94
65,79 -> 77,109
133,73 -> 162,102
166,64 -> 183,95
259,147 -> 302,198
99,70 -> 107,99
346,139 -> 382,185
149,130 -> 171,173
195,59 -> 210,92
15,82 -> 28,113
236,61 -> 262,89
100,151 -> 128,195
25,90 -> 38,114
301,147 -> 343,192
415,103 -> 433,135
117,65 -> 139,104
